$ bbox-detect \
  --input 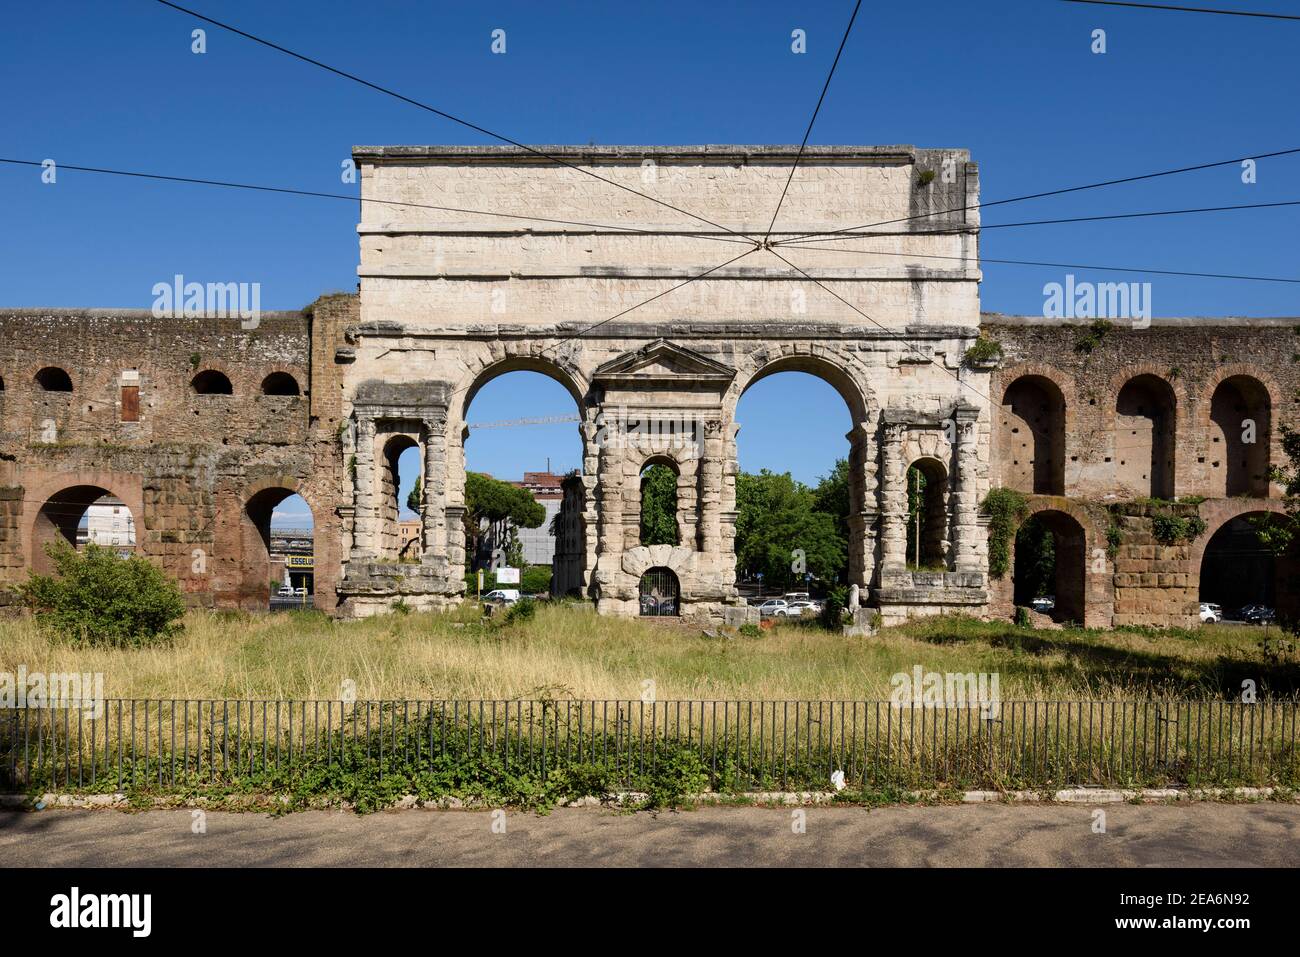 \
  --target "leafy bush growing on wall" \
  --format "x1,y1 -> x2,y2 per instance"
981,488 -> 1029,578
